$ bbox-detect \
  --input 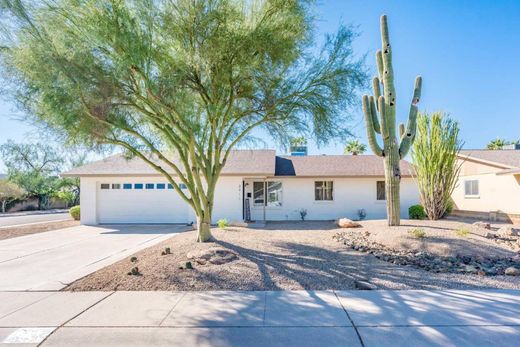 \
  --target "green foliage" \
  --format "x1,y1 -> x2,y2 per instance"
344,139 -> 366,155
290,137 -> 307,147
486,138 -> 519,150
0,141 -> 64,209
298,208 -> 308,221
127,266 -> 140,276
161,247 -> 171,256
0,180 -> 25,213
409,228 -> 426,238
69,205 -> 80,220
185,261 -> 193,270
217,218 -> 229,229
130,256 -> 138,263
362,15 -> 422,226
455,227 -> 470,237
411,112 -> 462,220
409,205 -> 426,219
0,0 -> 367,242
